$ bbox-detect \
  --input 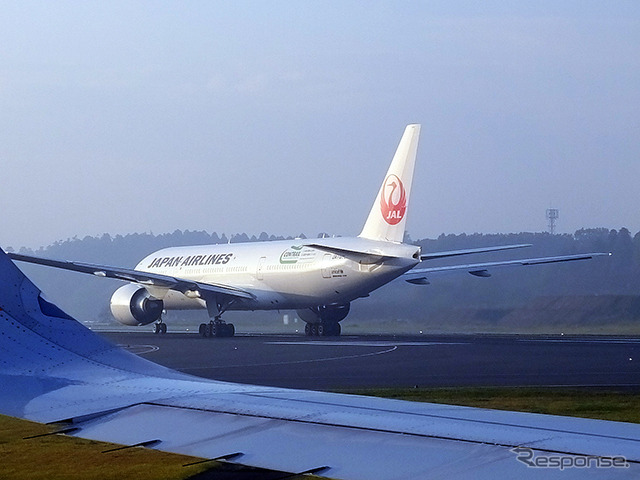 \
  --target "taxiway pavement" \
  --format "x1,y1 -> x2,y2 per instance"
99,332 -> 640,391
